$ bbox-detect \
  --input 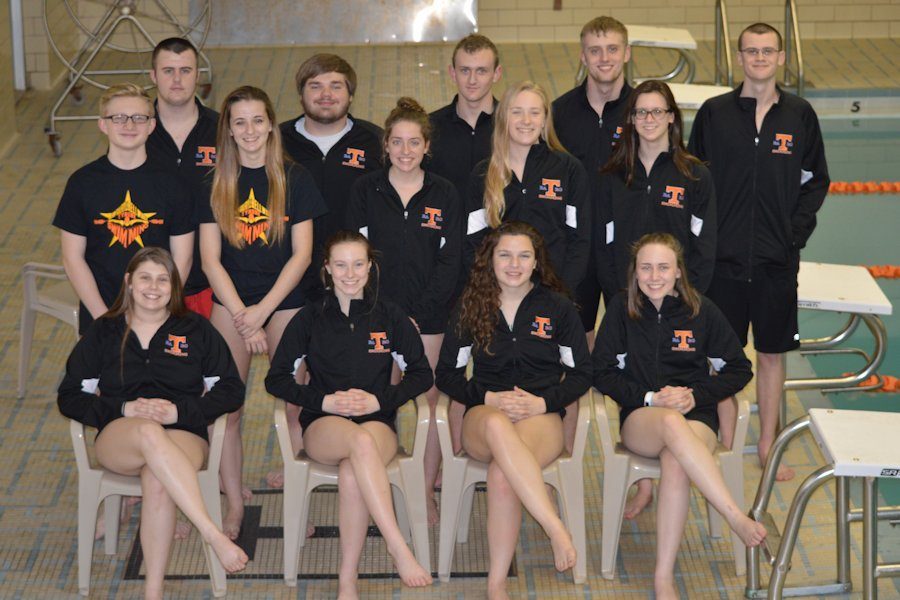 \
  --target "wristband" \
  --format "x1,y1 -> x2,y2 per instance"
121,402 -> 127,416
643,391 -> 654,407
